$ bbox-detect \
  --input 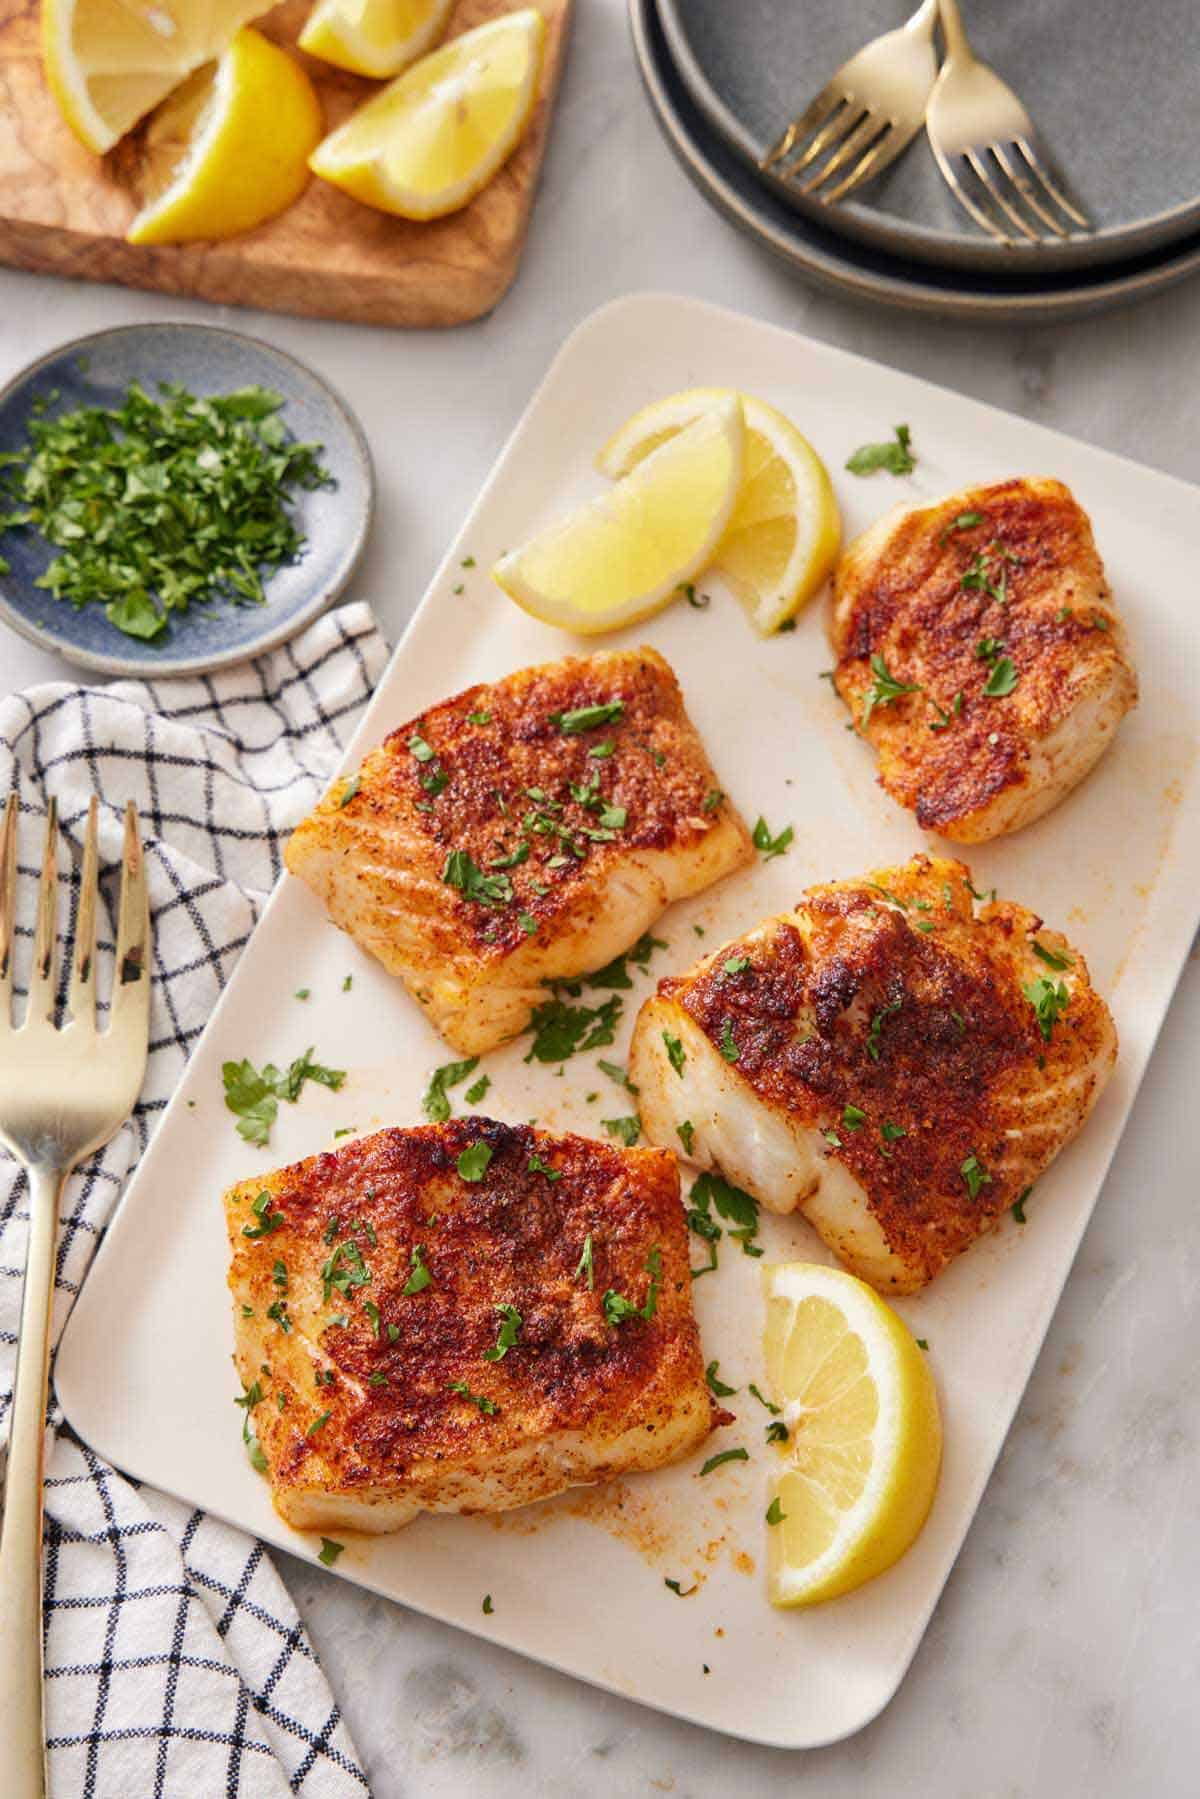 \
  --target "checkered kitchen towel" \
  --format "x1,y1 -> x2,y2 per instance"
0,602 -> 389,1798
